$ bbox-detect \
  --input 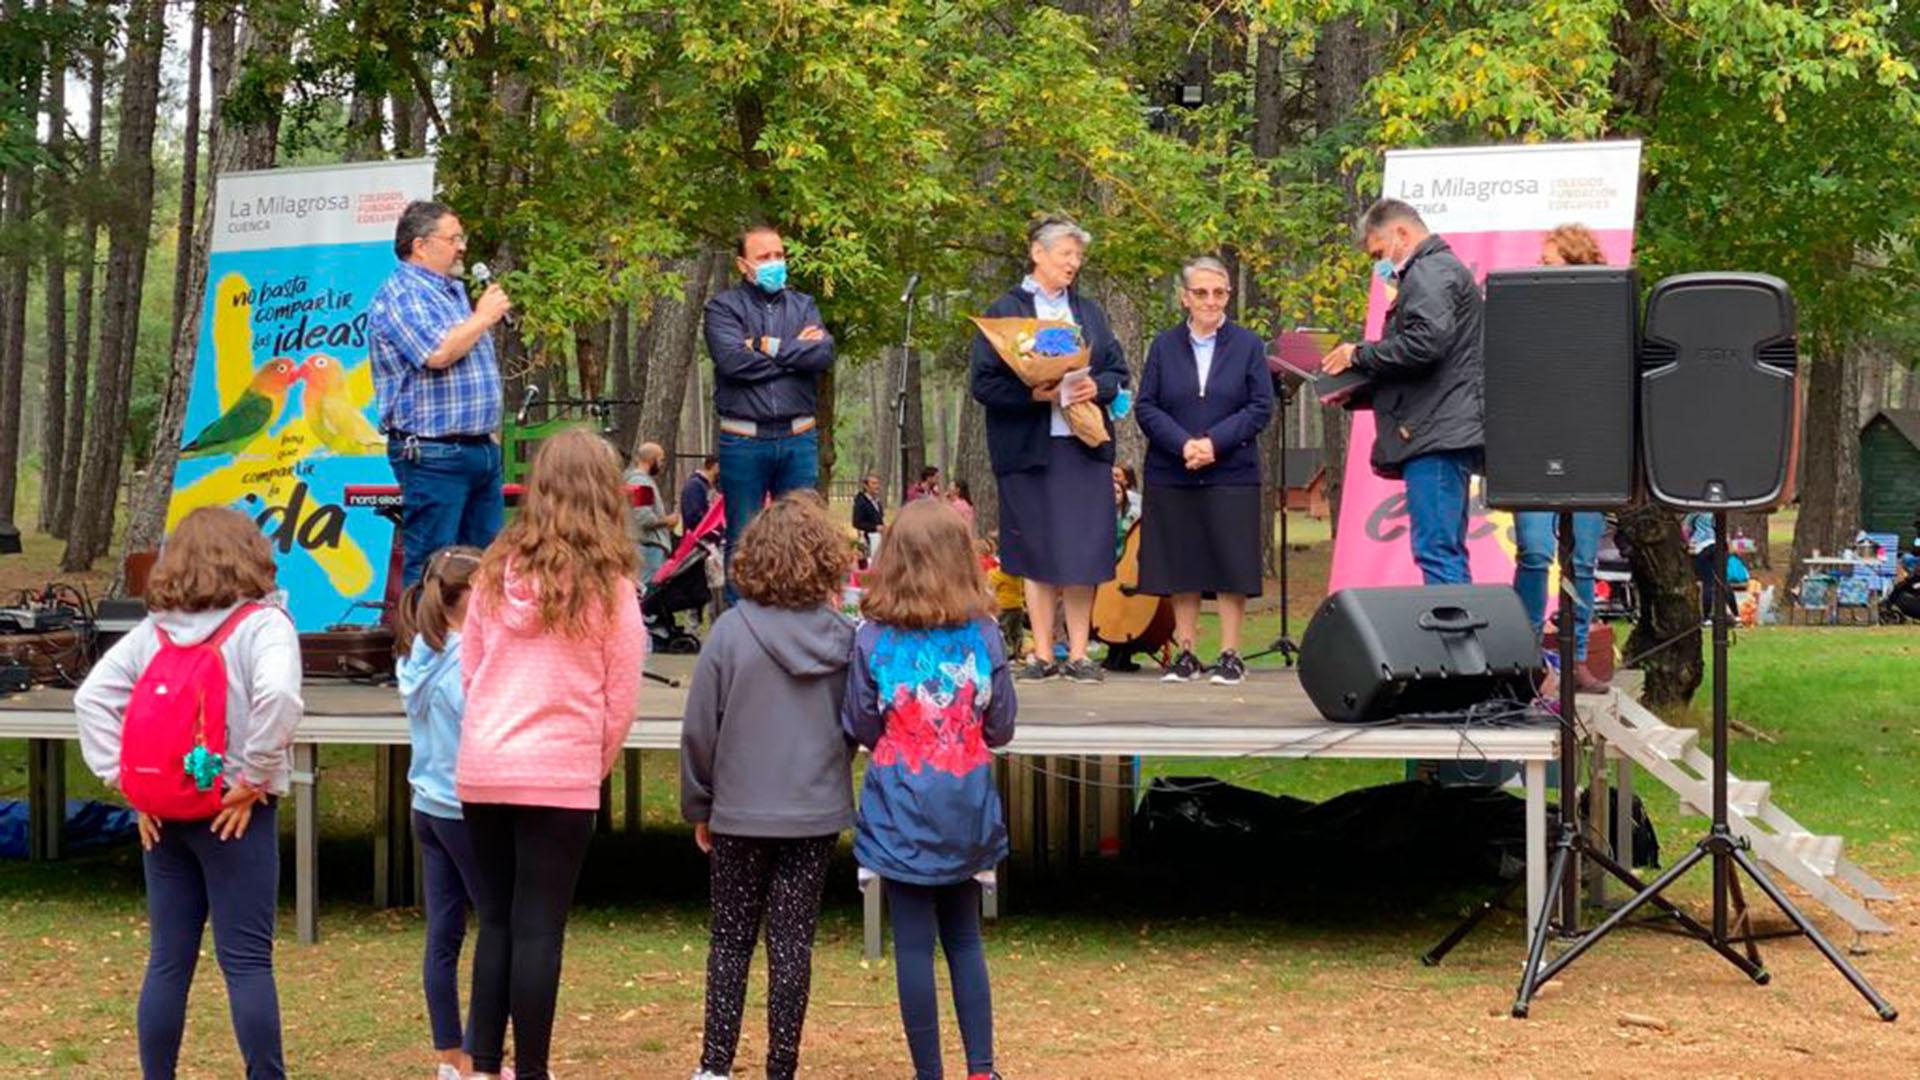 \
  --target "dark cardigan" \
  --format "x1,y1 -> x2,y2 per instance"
967,285 -> 1129,476
1134,321 -> 1274,487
